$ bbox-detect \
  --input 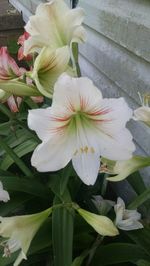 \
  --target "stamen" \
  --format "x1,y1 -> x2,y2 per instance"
74,146 -> 95,156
